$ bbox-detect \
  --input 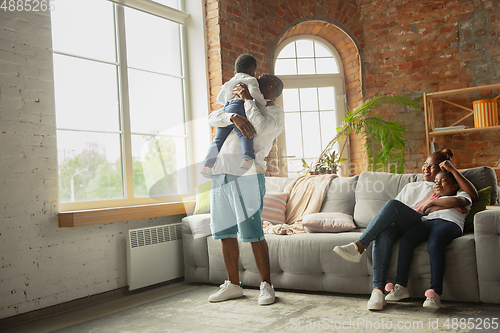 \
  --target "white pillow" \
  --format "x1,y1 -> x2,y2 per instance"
302,212 -> 356,233
182,214 -> 211,239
